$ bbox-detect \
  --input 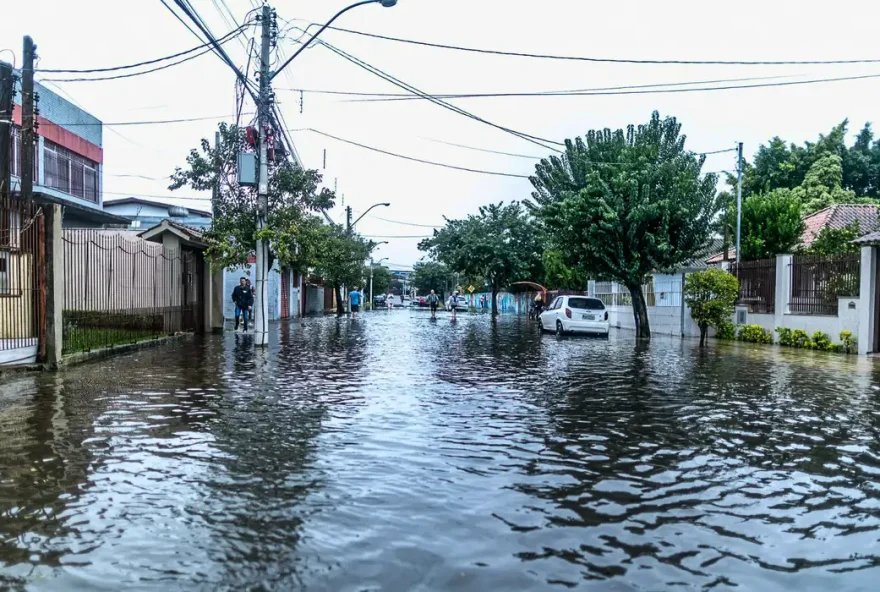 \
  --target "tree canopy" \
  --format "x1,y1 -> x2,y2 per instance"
803,221 -> 863,256
412,261 -> 452,295
529,111 -> 721,338
364,264 -> 394,296
738,189 -> 806,261
418,202 -> 542,315
169,122 -> 334,271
